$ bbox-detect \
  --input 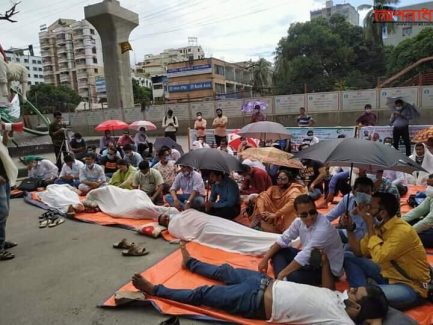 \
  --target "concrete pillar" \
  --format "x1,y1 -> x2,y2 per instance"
84,0 -> 138,121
